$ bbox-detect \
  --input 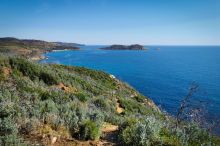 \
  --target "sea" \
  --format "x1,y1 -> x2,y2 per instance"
40,45 -> 220,134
